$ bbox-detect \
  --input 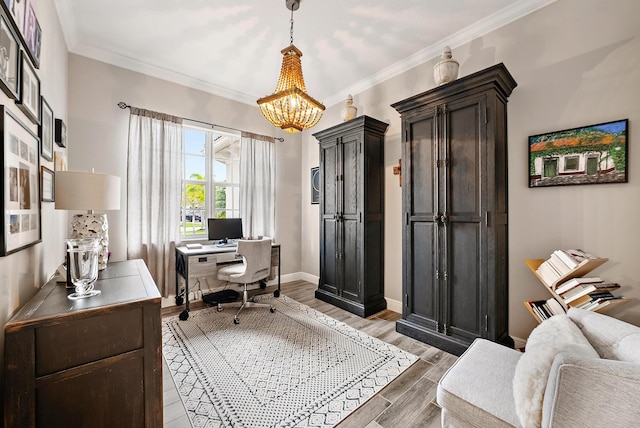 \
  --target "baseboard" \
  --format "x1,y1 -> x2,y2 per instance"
512,336 -> 526,351
386,297 -> 402,314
